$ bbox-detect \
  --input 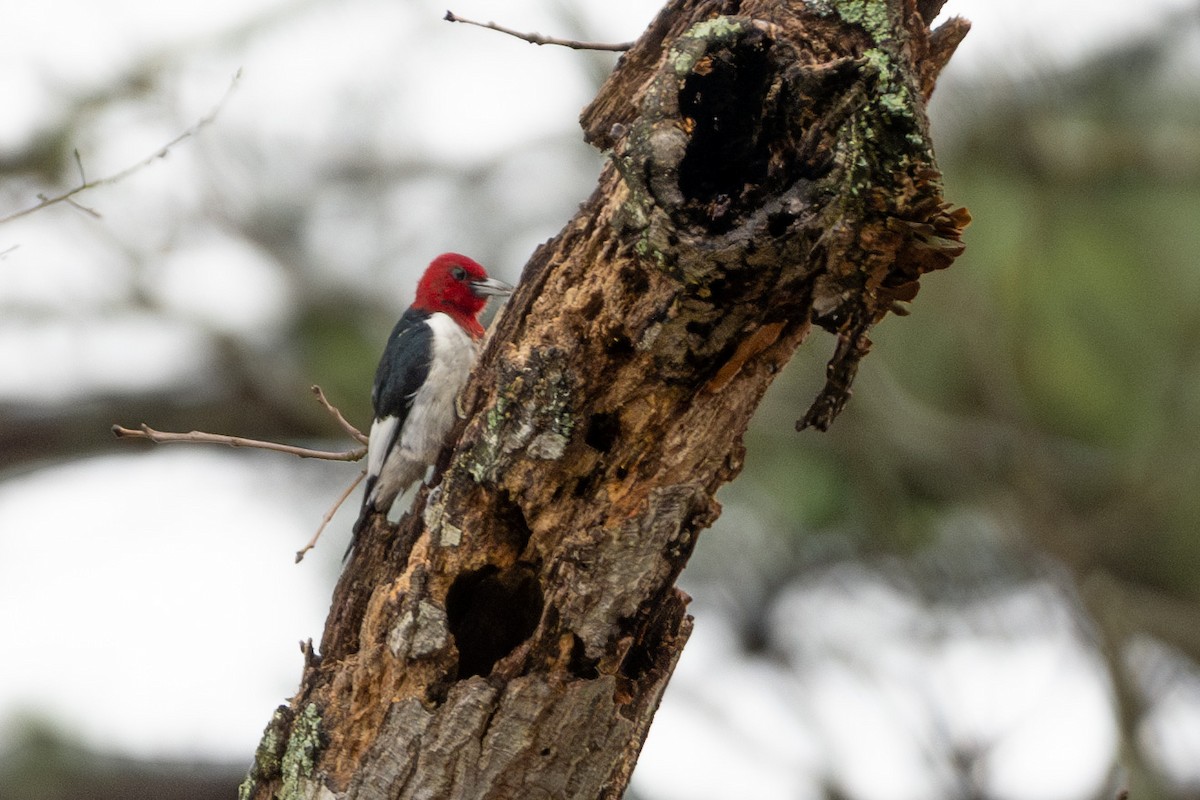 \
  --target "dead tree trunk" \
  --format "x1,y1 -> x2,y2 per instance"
240,1 -> 970,797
